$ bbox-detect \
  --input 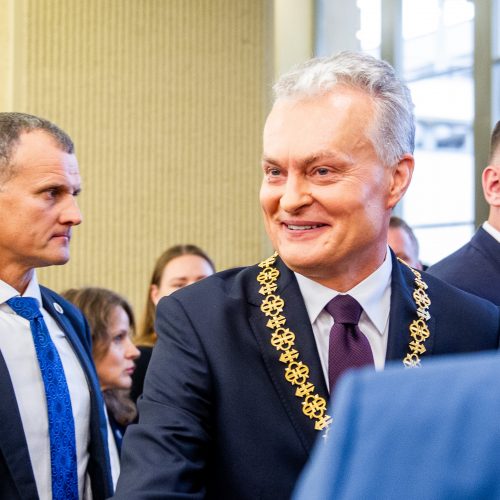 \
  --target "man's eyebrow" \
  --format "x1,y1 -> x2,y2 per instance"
262,151 -> 352,166
261,155 -> 280,165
